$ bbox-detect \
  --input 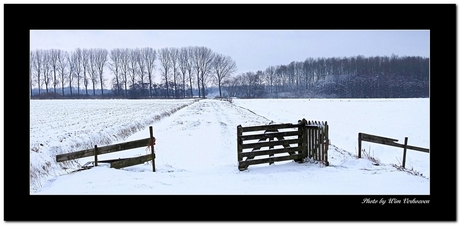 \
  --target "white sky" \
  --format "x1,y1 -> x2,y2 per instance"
30,30 -> 429,75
